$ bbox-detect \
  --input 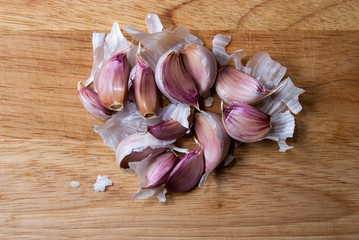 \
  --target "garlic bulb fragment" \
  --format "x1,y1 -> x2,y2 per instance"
216,66 -> 275,105
133,54 -> 159,118
194,111 -> 230,186
155,50 -> 199,108
164,150 -> 204,192
116,132 -> 176,168
222,103 -> 272,142
96,52 -> 130,111
77,81 -> 113,120
147,120 -> 188,141
182,44 -> 218,96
